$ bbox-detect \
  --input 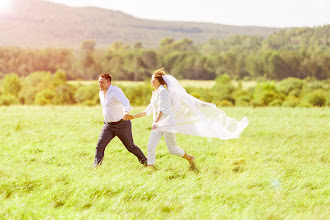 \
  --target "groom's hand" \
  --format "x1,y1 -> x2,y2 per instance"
152,123 -> 157,130
124,114 -> 134,120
